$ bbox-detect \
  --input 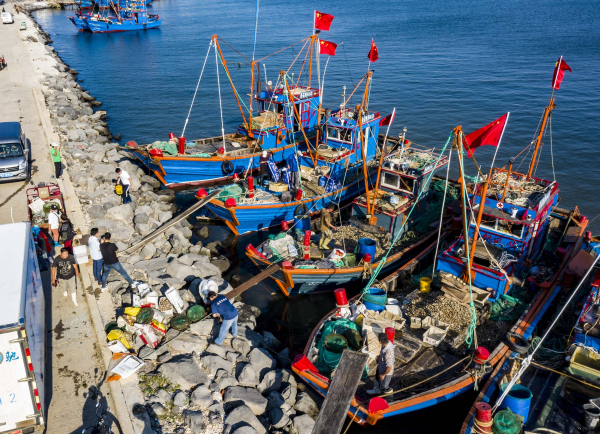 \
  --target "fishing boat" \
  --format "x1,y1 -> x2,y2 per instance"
245,139 -> 455,297
122,34 -> 331,187
69,0 -> 160,33
461,235 -> 600,434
